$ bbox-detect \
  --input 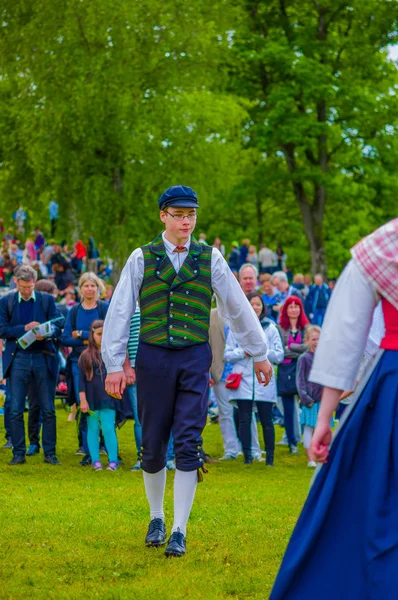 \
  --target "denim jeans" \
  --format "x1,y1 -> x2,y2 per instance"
28,380 -> 43,446
3,380 -> 11,441
9,353 -> 56,456
281,394 -> 297,447
71,360 -> 89,454
127,384 -> 142,456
